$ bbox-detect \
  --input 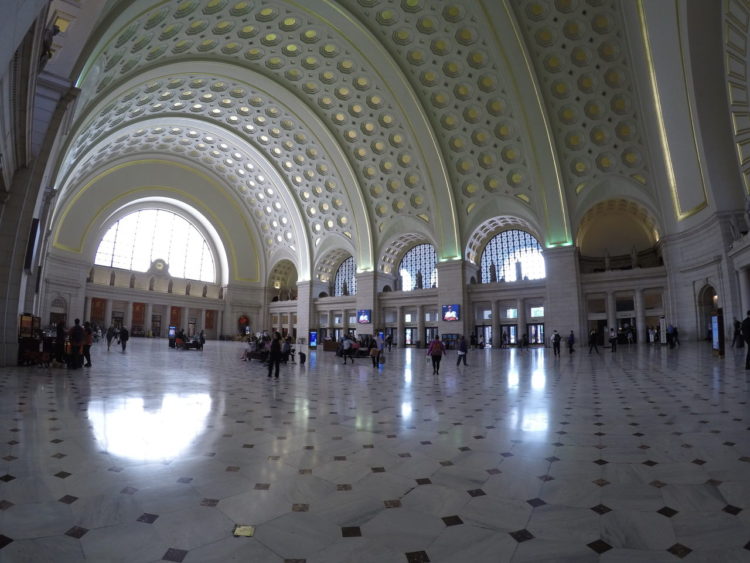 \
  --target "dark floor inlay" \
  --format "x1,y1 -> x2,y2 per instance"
54,471 -> 71,479
341,526 -> 361,537
58,495 -> 78,504
384,499 -> 401,508
0,500 -> 13,511
667,543 -> 692,559
65,526 -> 88,539
201,498 -> 219,507
0,535 -> 12,549
442,515 -> 463,526
467,489 -> 486,497
121,486 -> 138,495
162,547 -> 189,562
723,504 -> 742,515
587,539 -> 613,554
137,513 -> 159,524
292,503 -> 309,512
590,504 -> 612,515
416,478 -> 432,485
657,506 -> 678,518
509,529 -> 535,543
405,551 -> 430,563
0,475 -> 15,482
527,497 -> 546,508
